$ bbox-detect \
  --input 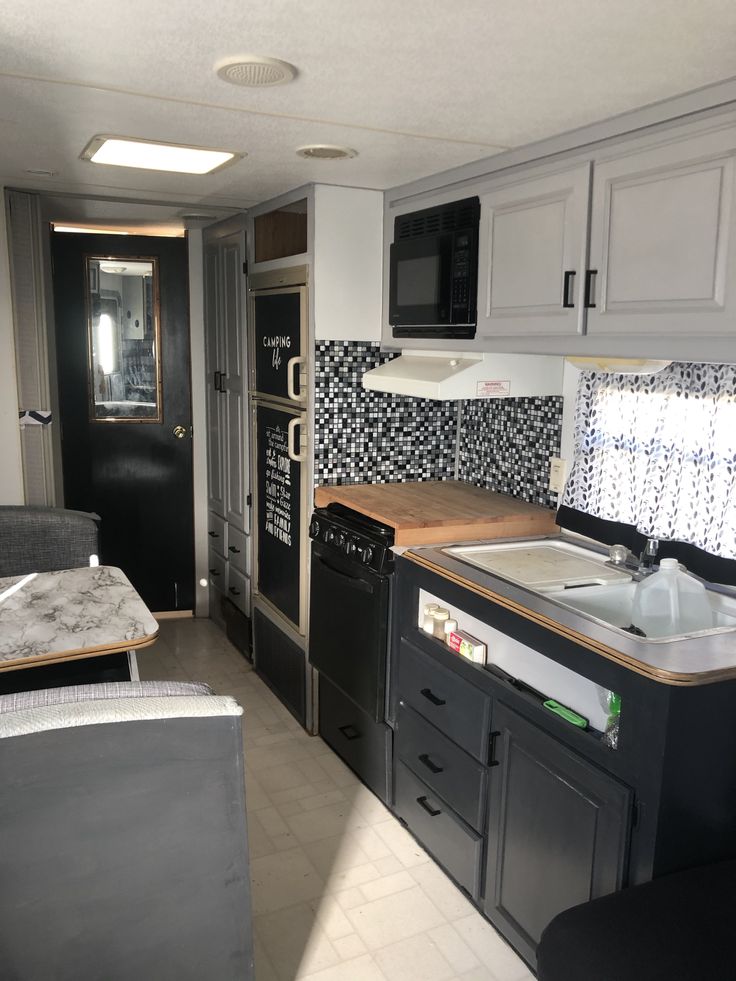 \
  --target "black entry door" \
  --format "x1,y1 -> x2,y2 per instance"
51,232 -> 193,612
